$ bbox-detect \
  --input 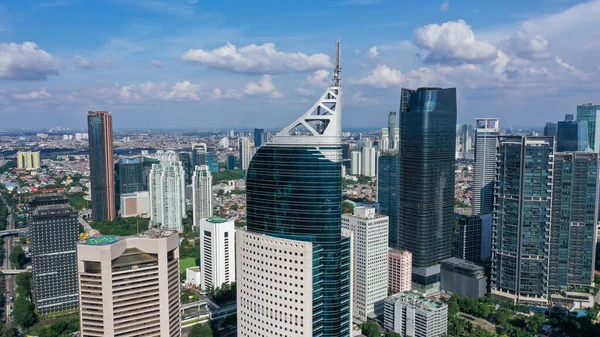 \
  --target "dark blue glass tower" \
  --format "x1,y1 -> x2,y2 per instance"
87,111 -> 115,222
378,150 -> 399,248
253,128 -> 264,147
398,87 -> 457,295
115,156 -> 145,211
556,121 -> 579,152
